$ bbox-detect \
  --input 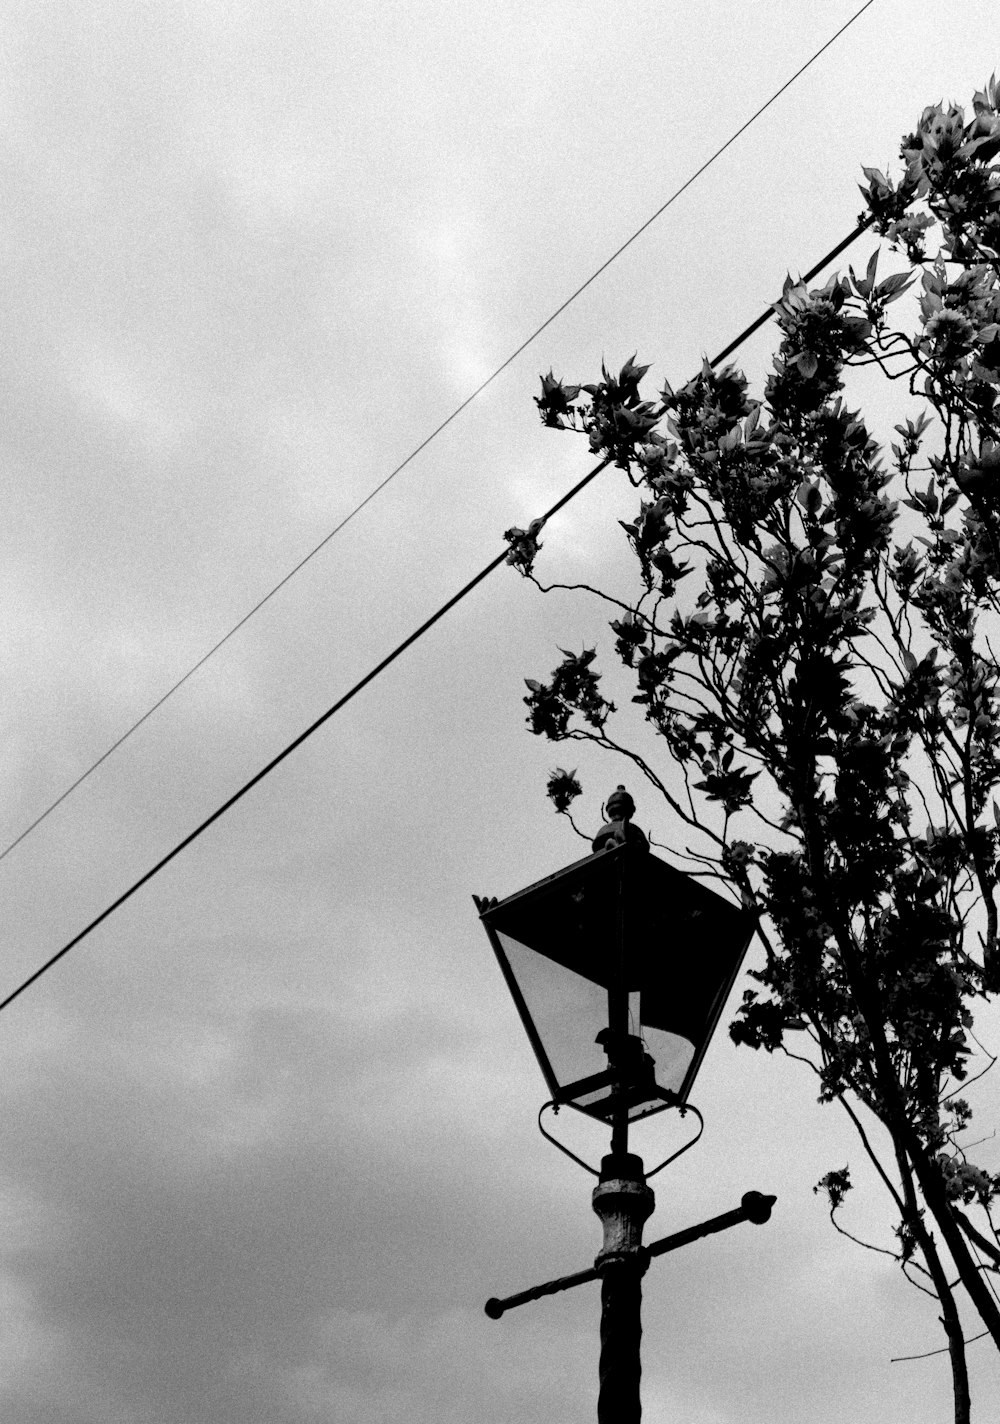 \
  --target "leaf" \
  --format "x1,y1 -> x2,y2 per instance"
875,272 -> 915,303
901,649 -> 917,673
718,426 -> 742,452
619,354 -> 651,387
546,767 -> 582,813
796,478 -> 822,514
